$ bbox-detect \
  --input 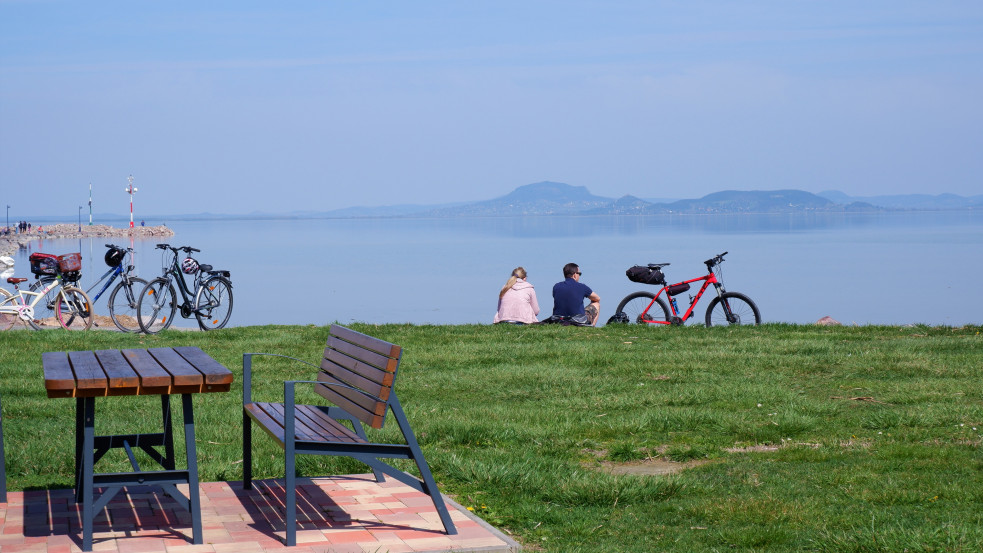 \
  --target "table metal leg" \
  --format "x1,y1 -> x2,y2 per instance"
81,397 -> 95,552
181,394 -> 203,545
